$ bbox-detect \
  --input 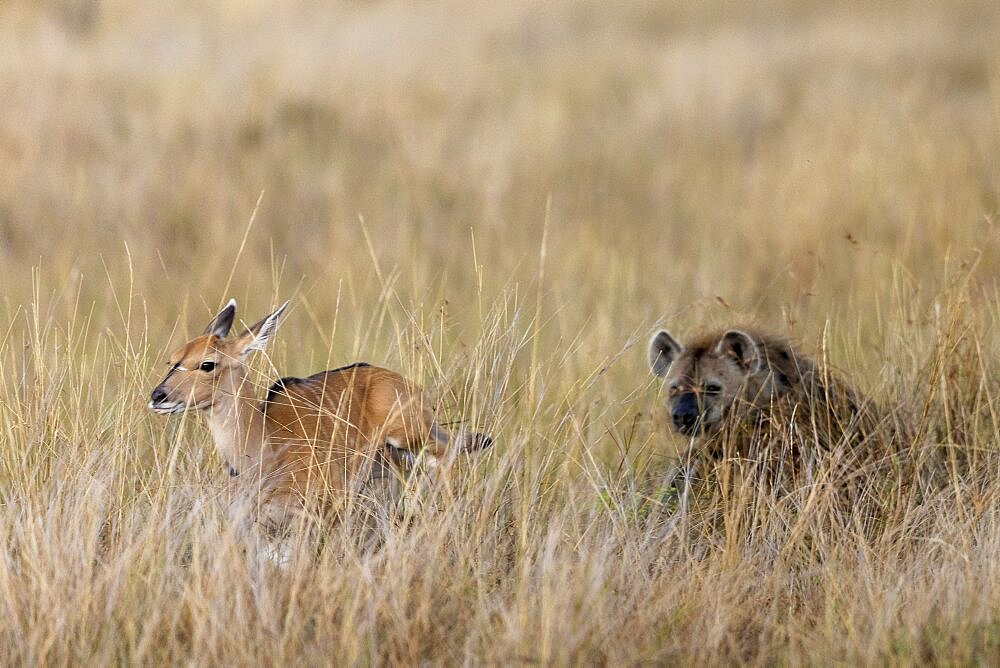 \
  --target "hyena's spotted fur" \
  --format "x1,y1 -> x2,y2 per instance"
648,328 -> 879,464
